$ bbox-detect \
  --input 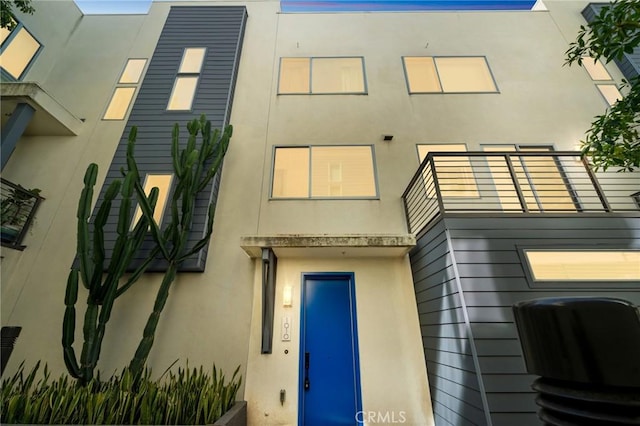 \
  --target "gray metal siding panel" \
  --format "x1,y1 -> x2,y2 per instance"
442,215 -> 640,424
491,413 -> 542,426
410,223 -> 488,426
96,6 -> 247,272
